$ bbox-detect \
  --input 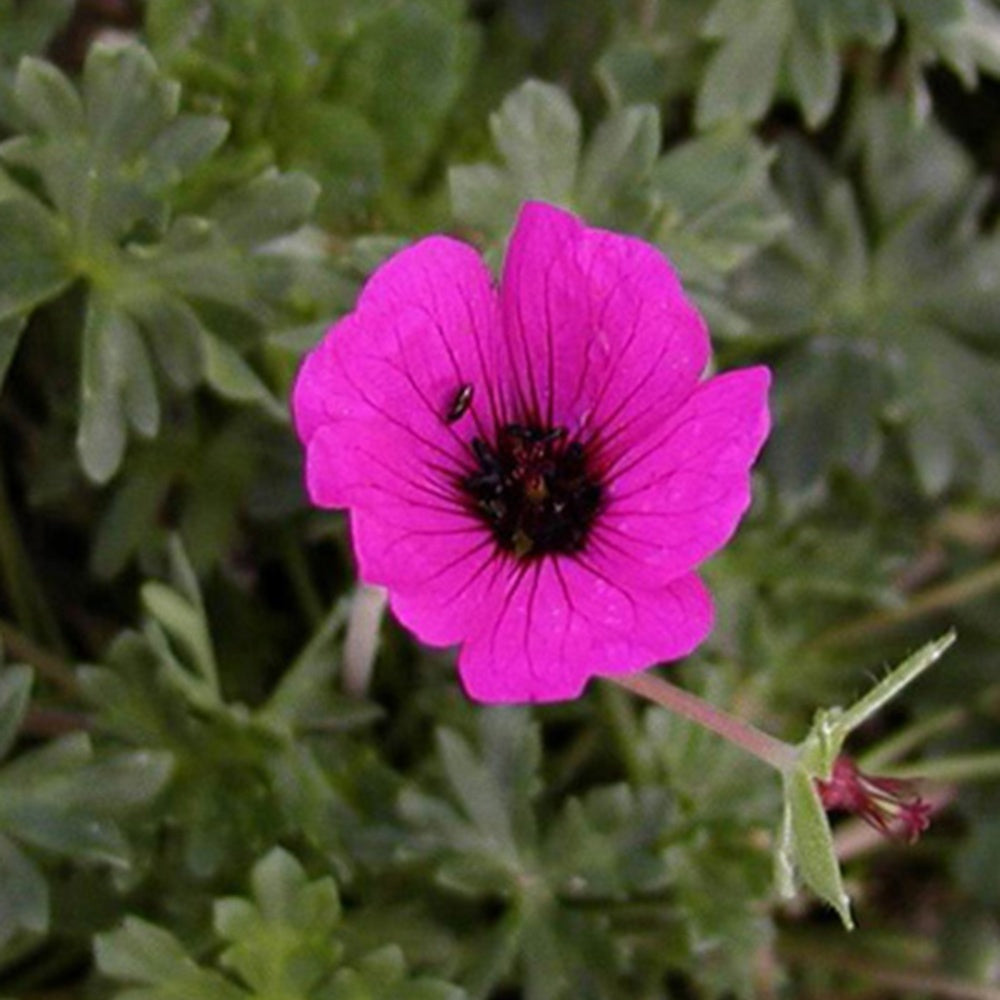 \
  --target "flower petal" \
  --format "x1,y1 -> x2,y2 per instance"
386,552 -> 514,648
594,366 -> 771,585
304,413 -> 463,511
292,235 -> 502,508
456,558 -> 712,703
499,202 -> 709,435
351,501 -> 502,646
